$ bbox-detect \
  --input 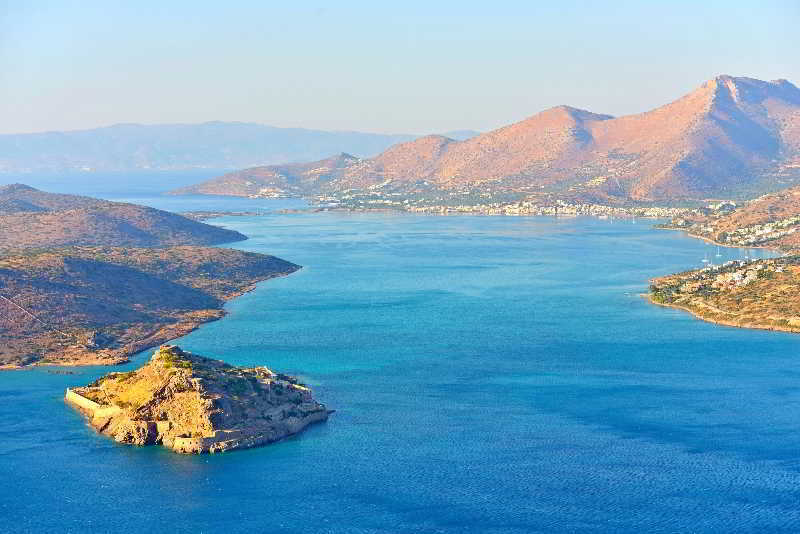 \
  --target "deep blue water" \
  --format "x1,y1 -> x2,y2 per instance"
1,193 -> 799,532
